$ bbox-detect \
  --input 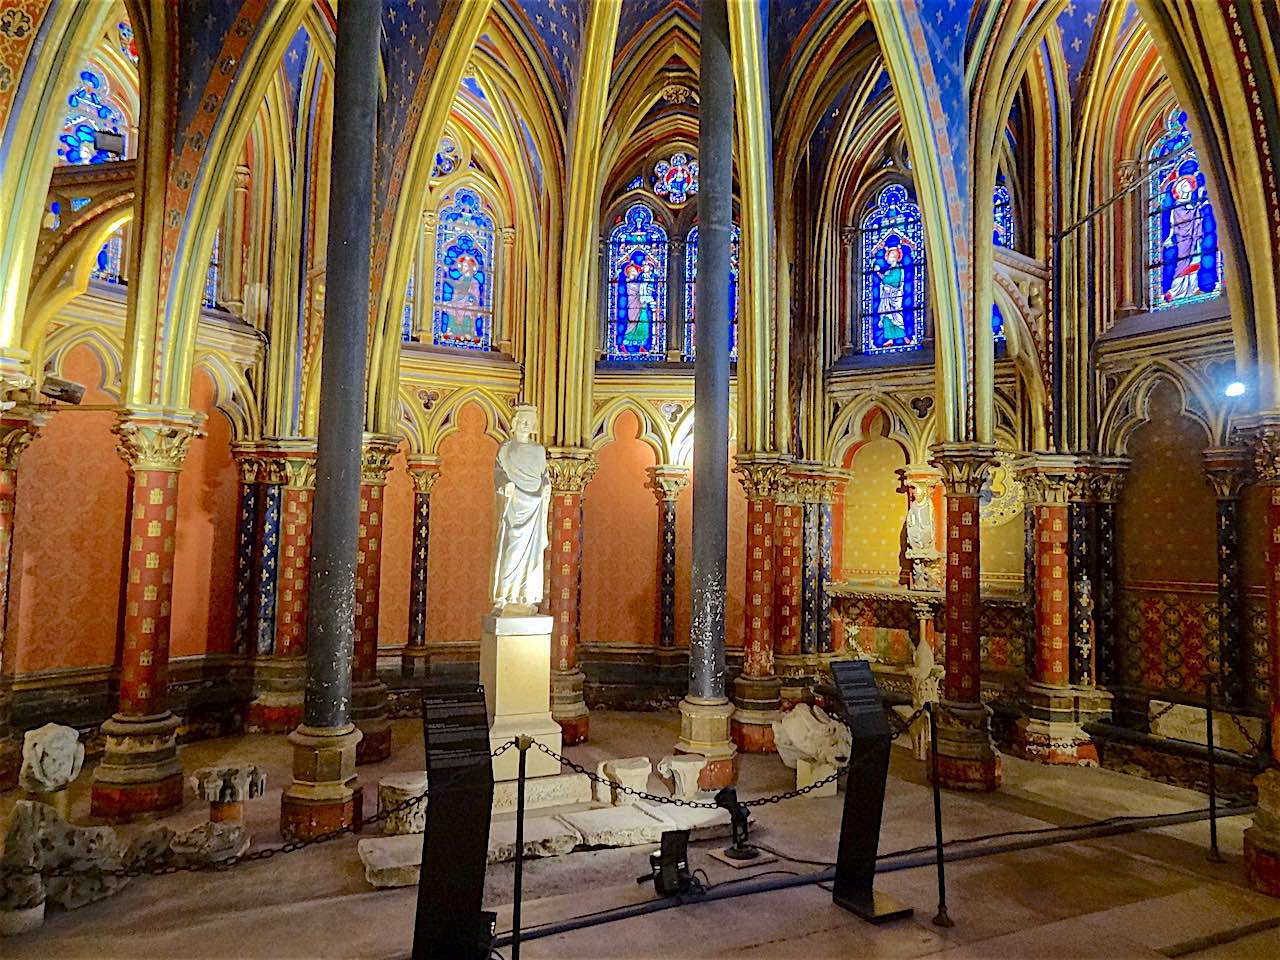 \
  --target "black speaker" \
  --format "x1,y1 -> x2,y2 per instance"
412,685 -> 495,959
828,660 -> 913,924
